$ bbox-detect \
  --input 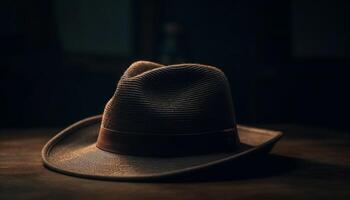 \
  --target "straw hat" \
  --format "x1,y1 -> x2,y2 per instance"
42,61 -> 282,181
